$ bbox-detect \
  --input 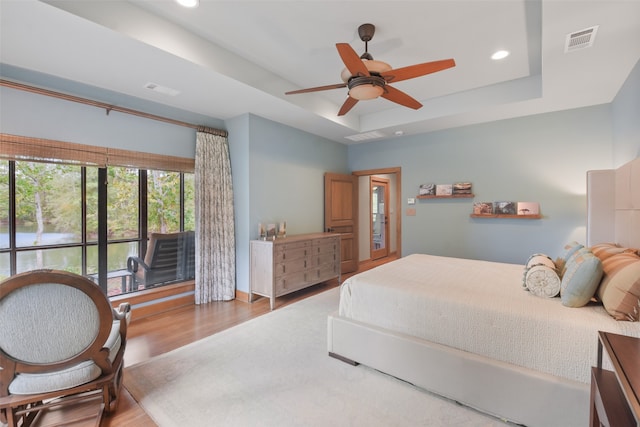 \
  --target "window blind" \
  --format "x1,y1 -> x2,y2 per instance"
0,133 -> 194,173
